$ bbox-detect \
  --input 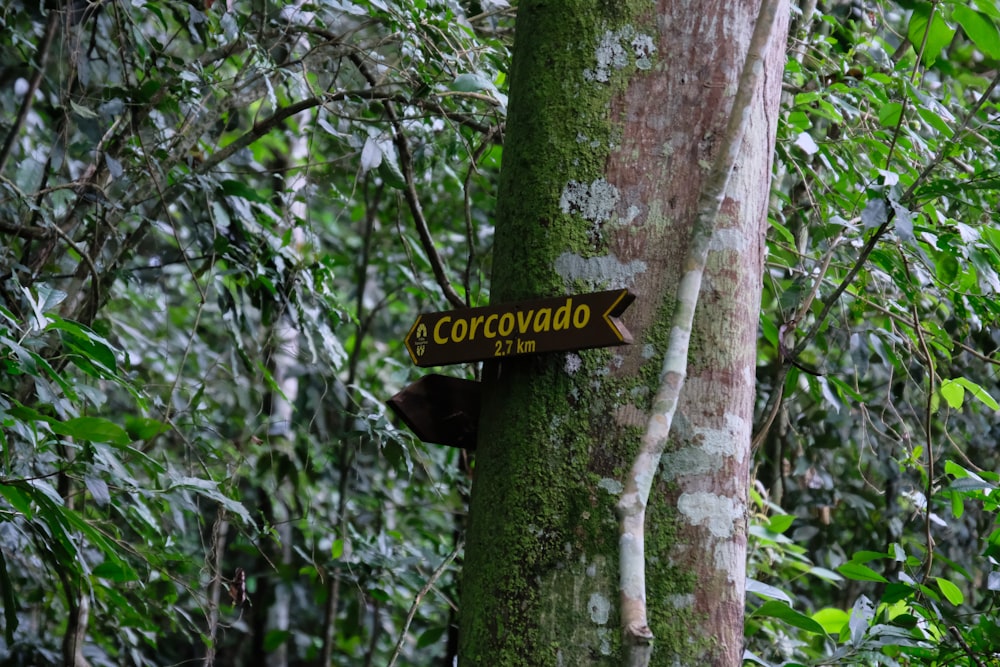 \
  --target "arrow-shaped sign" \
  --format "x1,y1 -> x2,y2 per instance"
387,374 -> 481,449
404,289 -> 634,367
